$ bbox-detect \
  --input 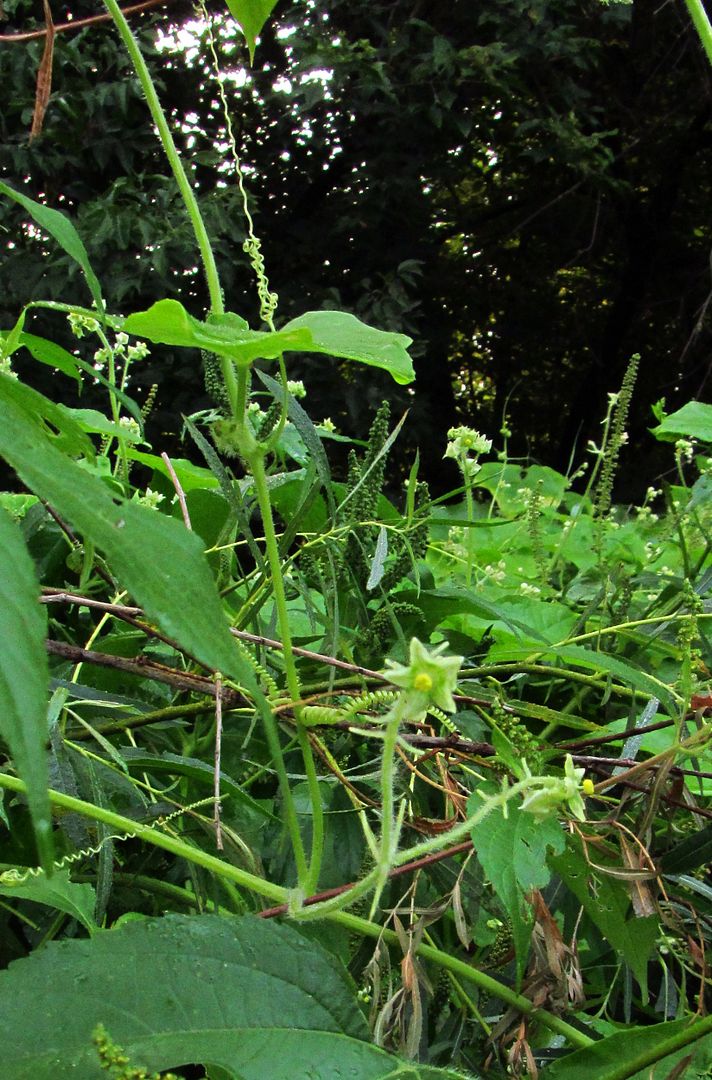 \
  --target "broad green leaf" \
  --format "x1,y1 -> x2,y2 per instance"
125,448 -> 220,491
66,408 -> 143,443
486,641 -> 677,714
123,300 -> 415,385
650,400 -> 712,443
539,1014 -> 712,1080
470,792 -> 565,985
0,914 -> 463,1078
0,371 -> 94,459
123,299 -> 311,364
10,331 -> 81,385
549,835 -> 658,1001
281,310 -> 415,385
0,508 -> 53,871
0,394 -> 257,695
223,0 -> 278,62
399,586 -> 550,643
0,181 -> 104,315
0,868 -> 96,933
